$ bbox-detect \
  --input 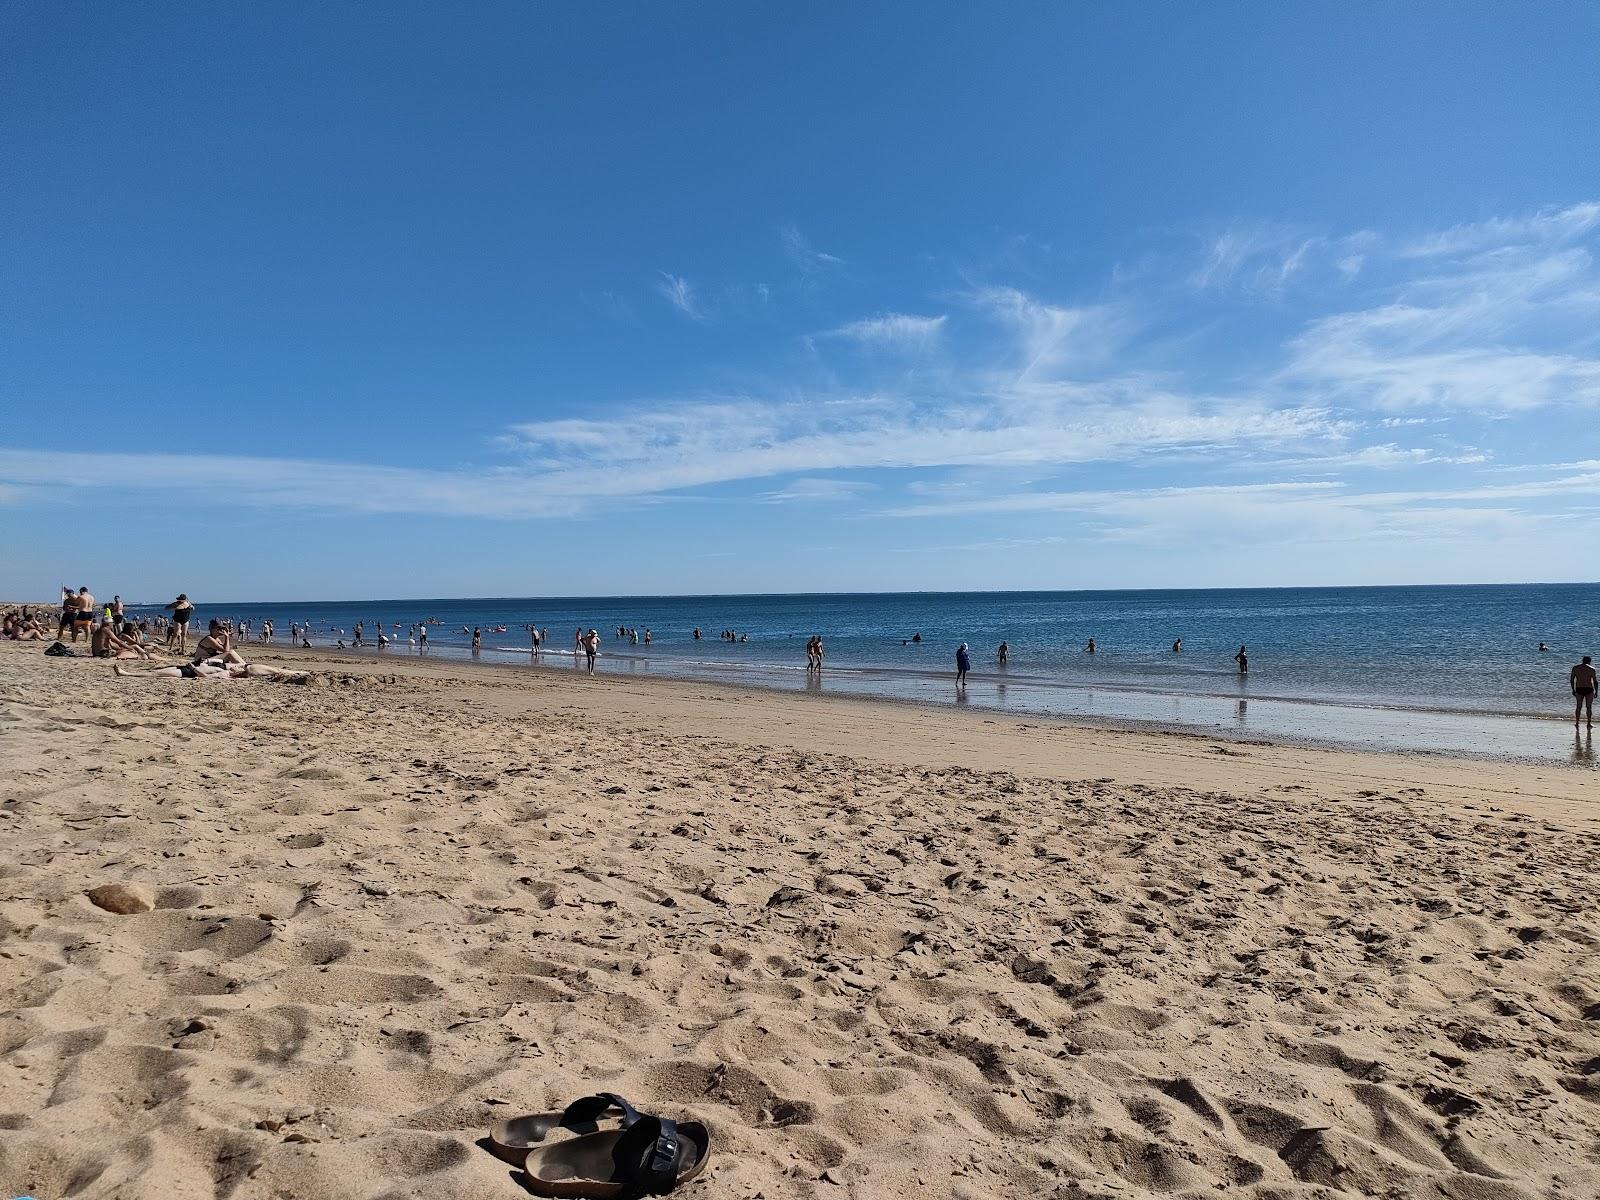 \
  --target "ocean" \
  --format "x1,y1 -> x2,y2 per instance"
130,585 -> 1599,761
